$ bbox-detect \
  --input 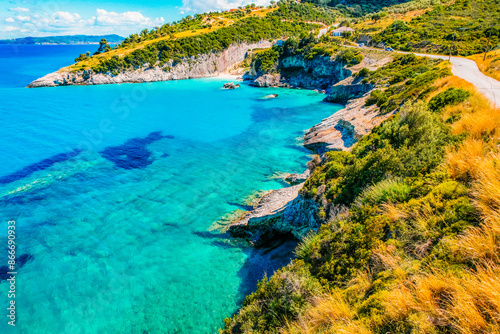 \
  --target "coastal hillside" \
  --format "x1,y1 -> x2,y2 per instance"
215,1 -> 500,333
221,45 -> 500,333
27,2 -> 341,87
